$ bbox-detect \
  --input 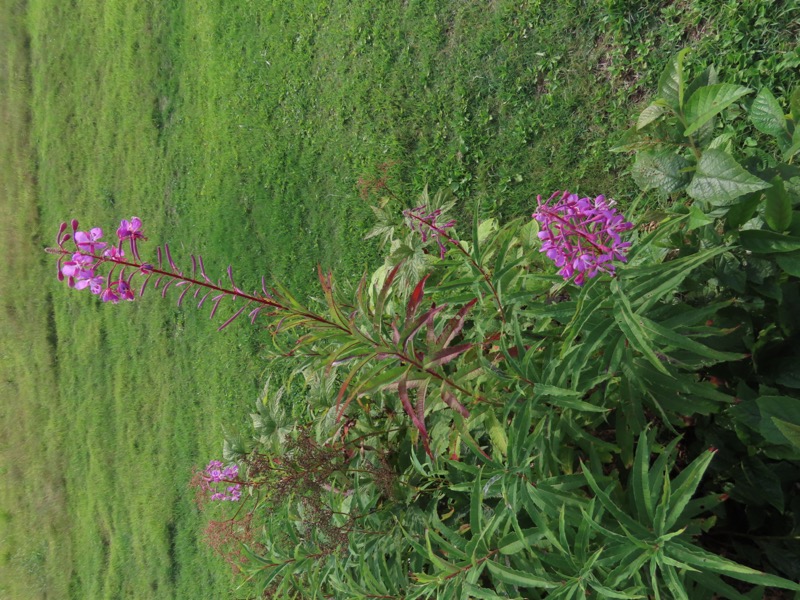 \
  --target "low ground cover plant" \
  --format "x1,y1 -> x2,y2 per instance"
50,52 -> 800,598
